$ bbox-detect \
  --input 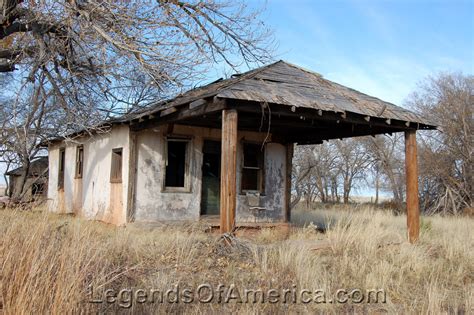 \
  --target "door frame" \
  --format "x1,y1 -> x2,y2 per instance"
200,138 -> 221,217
